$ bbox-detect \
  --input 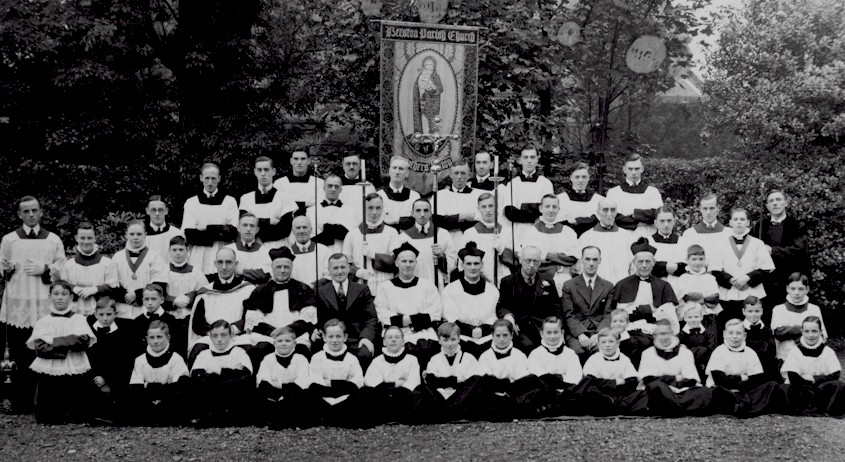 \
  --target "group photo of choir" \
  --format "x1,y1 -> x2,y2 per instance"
2,146 -> 841,428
